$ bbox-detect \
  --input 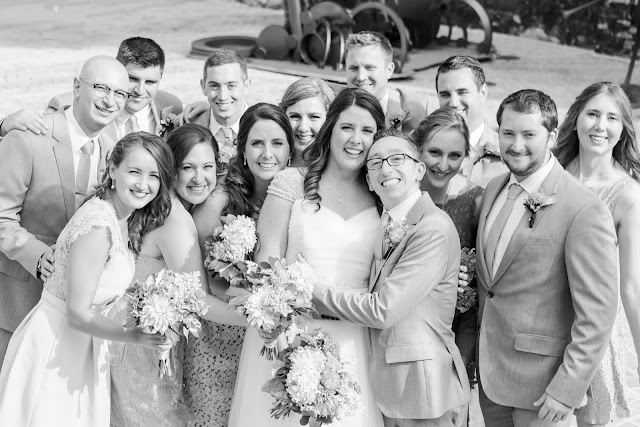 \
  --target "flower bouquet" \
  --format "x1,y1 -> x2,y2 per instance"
204,214 -> 257,287
457,248 -> 477,314
227,257 -> 317,360
262,331 -> 363,425
123,269 -> 208,378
